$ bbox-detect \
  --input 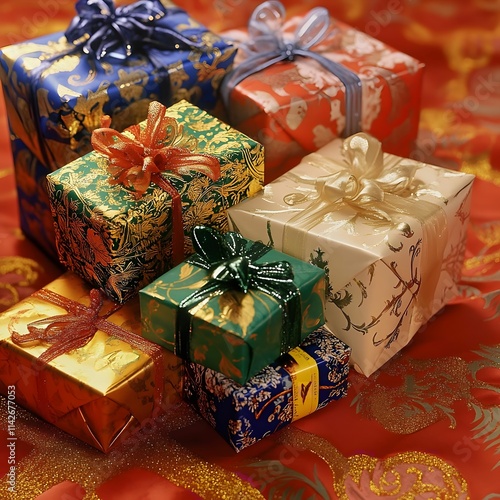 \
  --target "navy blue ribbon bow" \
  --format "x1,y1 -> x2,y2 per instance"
175,226 -> 303,361
221,0 -> 362,137
65,0 -> 206,60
